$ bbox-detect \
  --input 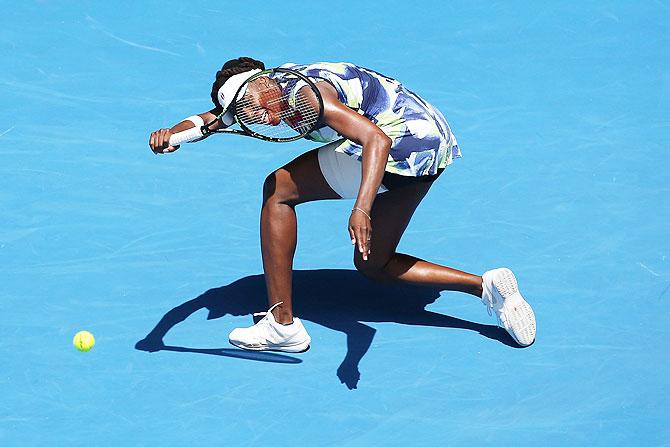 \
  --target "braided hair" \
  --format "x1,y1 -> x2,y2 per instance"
210,57 -> 266,110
